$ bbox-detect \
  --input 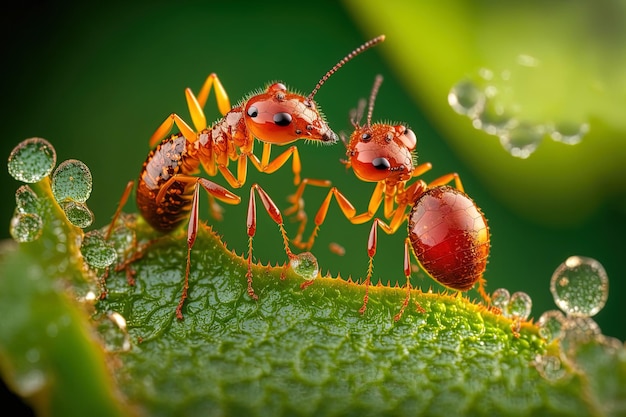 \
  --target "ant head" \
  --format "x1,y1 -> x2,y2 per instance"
244,36 -> 385,147
347,123 -> 417,183
244,83 -> 337,145
345,75 -> 417,183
